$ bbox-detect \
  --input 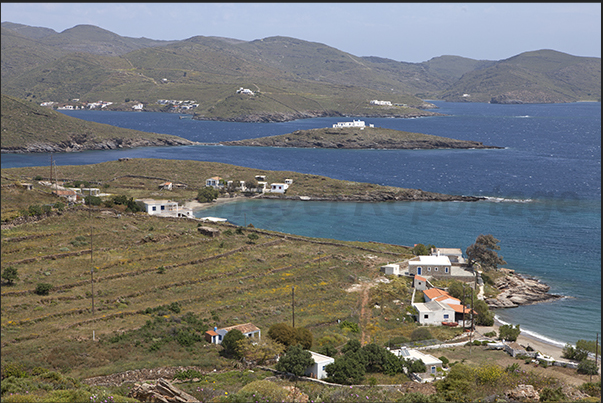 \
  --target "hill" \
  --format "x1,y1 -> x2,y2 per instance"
0,94 -> 196,153
220,126 -> 502,150
1,23 -> 600,123
440,50 -> 601,103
